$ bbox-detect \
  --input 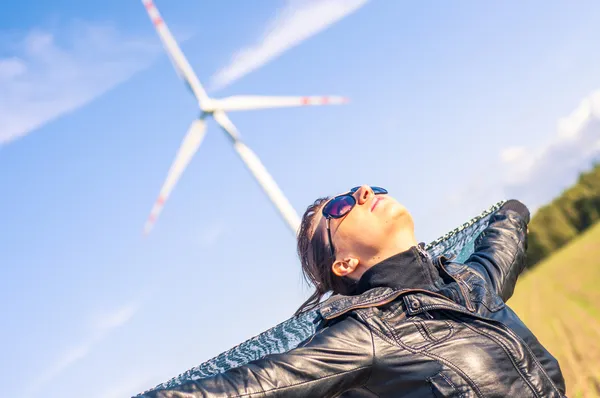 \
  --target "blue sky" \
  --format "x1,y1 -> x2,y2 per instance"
2,1 -> 600,396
